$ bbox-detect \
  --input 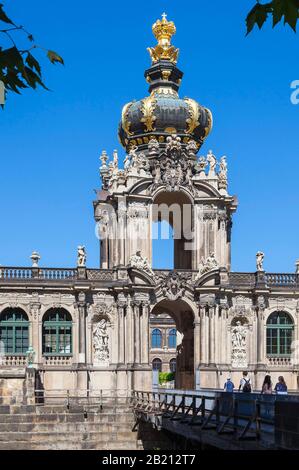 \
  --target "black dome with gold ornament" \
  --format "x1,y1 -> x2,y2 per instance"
118,13 -> 213,152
